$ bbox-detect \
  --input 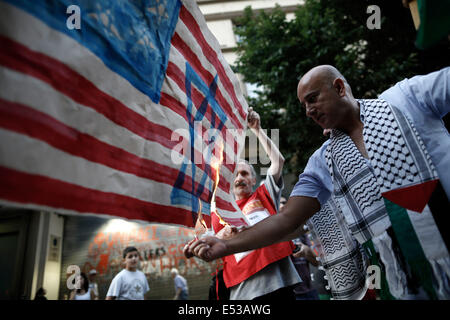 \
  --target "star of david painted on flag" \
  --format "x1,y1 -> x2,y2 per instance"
170,62 -> 228,218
